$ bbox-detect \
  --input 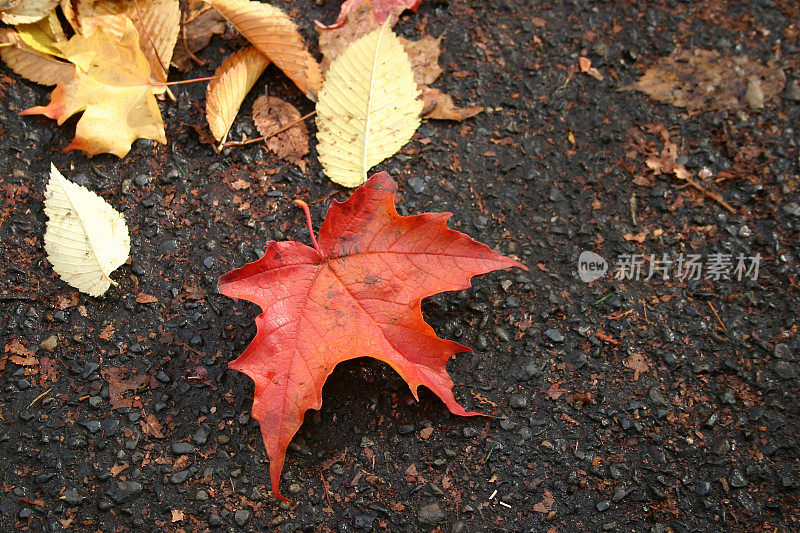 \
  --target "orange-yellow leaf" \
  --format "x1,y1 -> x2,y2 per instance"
20,15 -> 166,157
207,0 -> 322,99
206,46 -> 269,145
0,28 -> 74,86
65,0 -> 180,92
